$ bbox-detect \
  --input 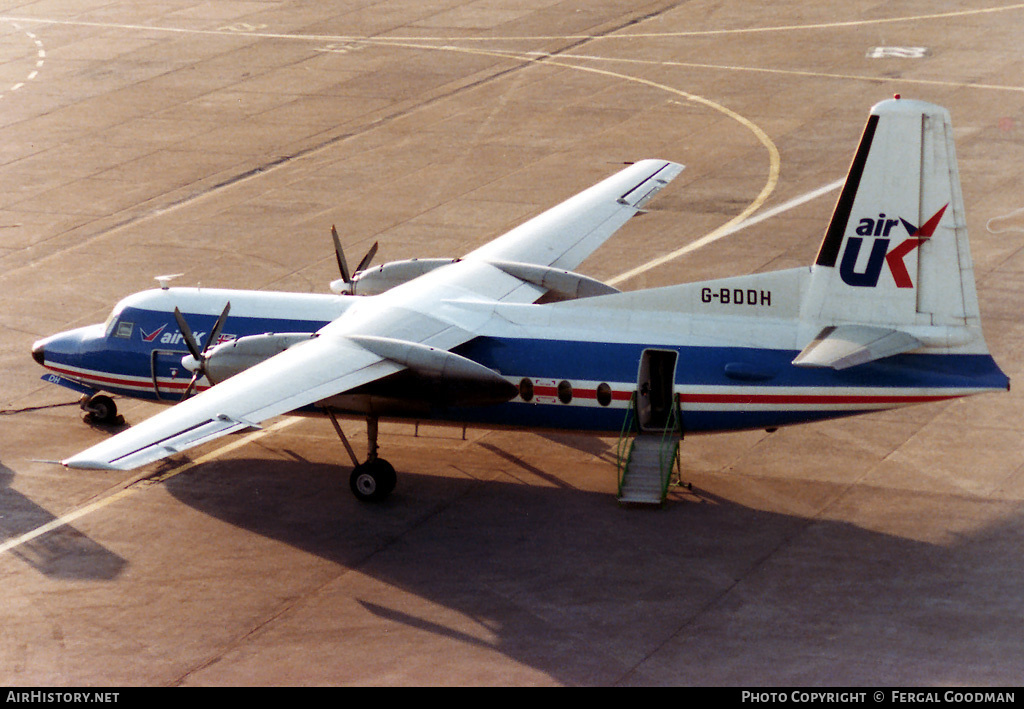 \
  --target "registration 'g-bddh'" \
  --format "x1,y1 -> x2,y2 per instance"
32,98 -> 1009,504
